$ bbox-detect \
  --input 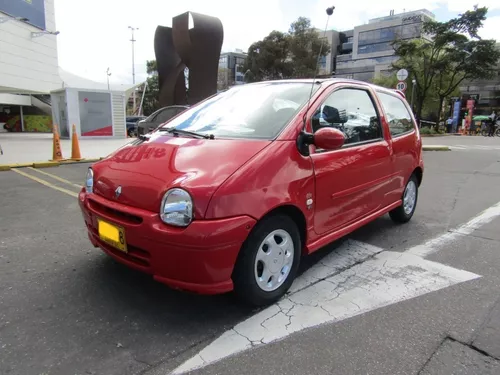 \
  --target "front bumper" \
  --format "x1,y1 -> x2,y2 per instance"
78,189 -> 256,294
